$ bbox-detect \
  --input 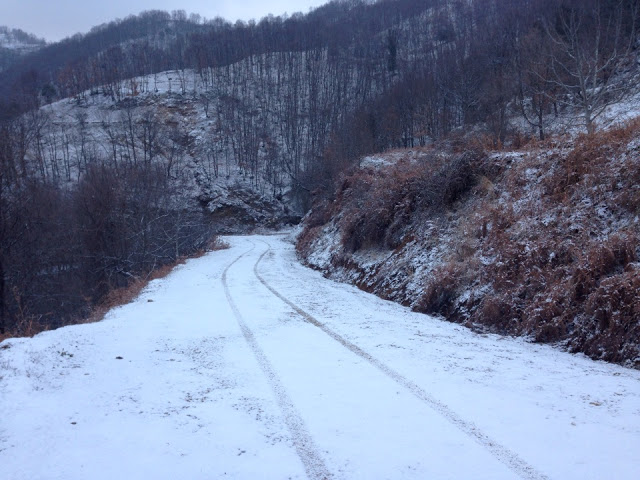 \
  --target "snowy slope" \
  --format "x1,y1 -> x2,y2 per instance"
28,63 -> 327,223
0,27 -> 45,73
0,27 -> 45,53
1,235 -> 639,479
